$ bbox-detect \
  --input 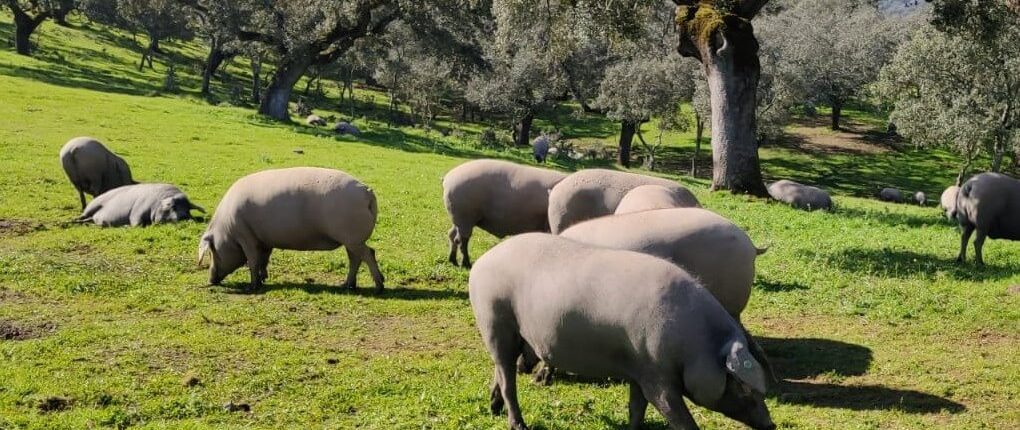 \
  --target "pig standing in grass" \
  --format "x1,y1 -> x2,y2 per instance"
77,183 -> 204,227
442,159 -> 566,268
470,233 -> 775,430
547,169 -> 700,234
198,167 -> 384,291
954,173 -> 1020,265
940,185 -> 960,219
914,191 -> 927,206
561,208 -> 763,317
879,187 -> 903,202
767,180 -> 832,211
59,136 -> 135,210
